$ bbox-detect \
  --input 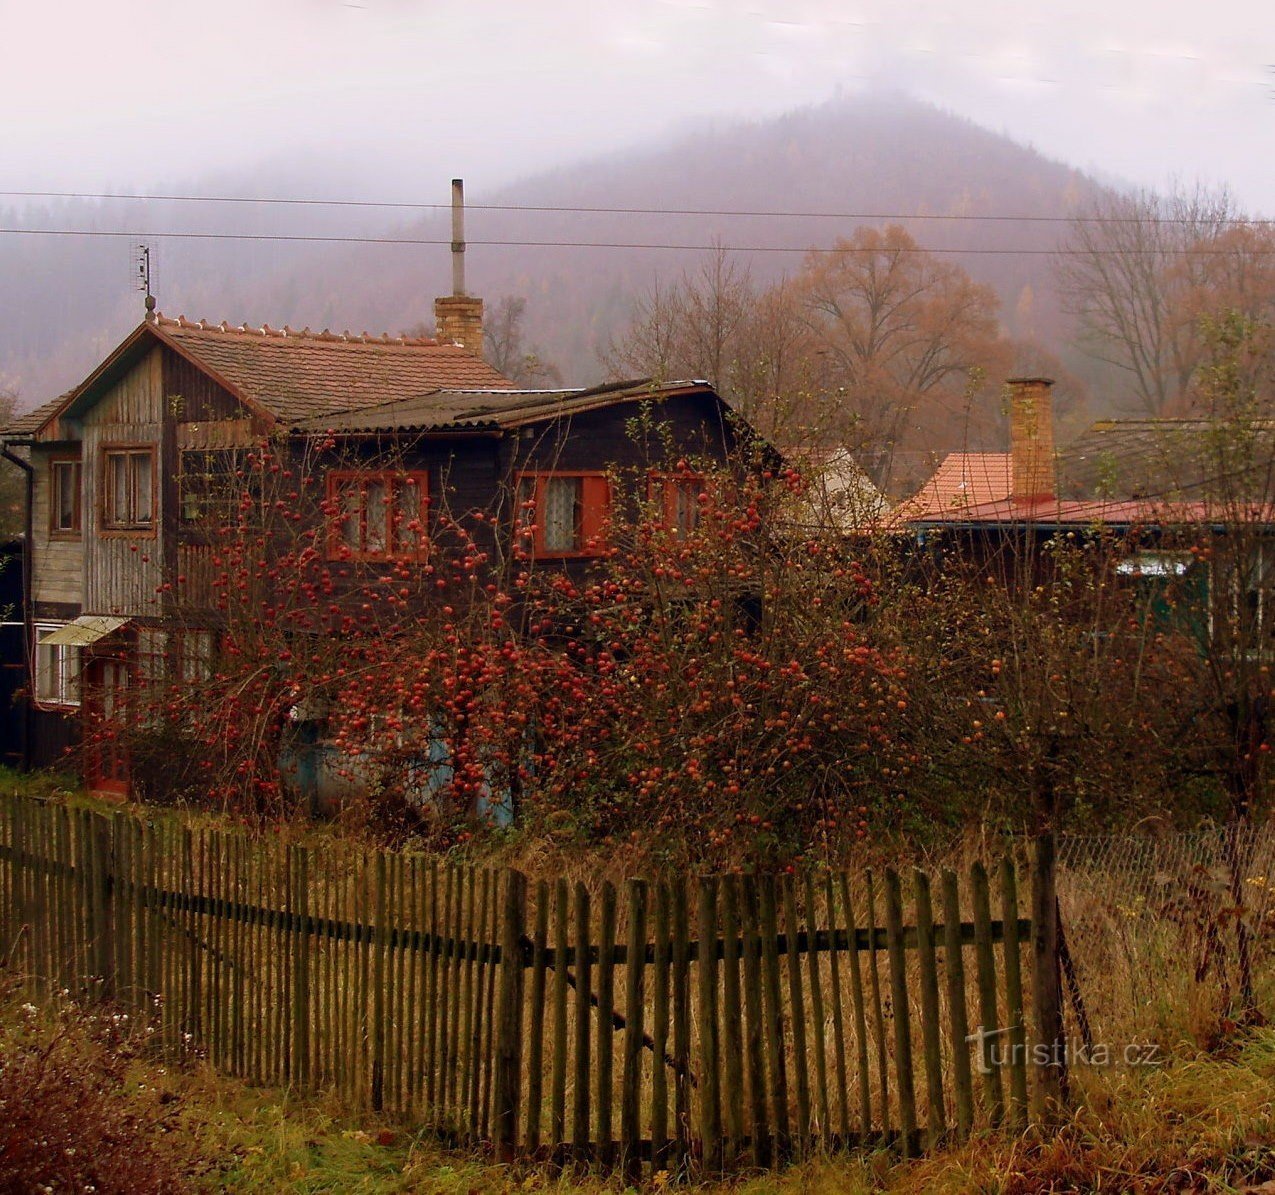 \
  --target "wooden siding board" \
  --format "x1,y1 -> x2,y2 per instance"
82,348 -> 165,616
